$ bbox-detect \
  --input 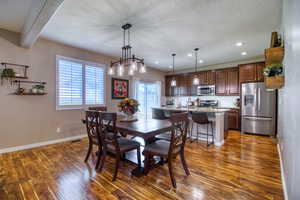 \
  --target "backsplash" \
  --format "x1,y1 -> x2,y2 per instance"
165,96 -> 240,108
